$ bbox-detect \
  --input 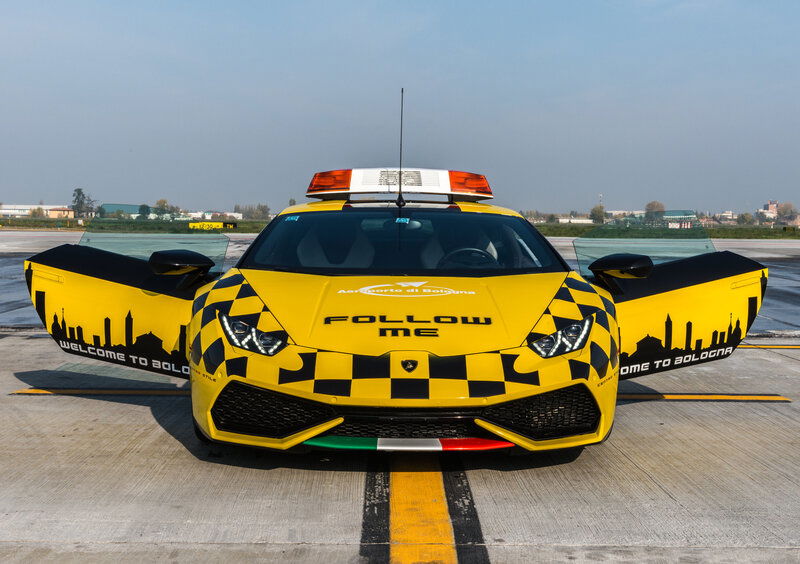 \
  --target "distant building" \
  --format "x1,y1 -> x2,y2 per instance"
46,207 -> 75,219
98,203 -> 184,220
606,210 -> 645,217
187,211 -> 243,220
0,204 -> 74,218
99,203 -> 143,218
606,209 -> 699,229
557,217 -> 594,224
762,200 -> 779,219
663,210 -> 698,229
